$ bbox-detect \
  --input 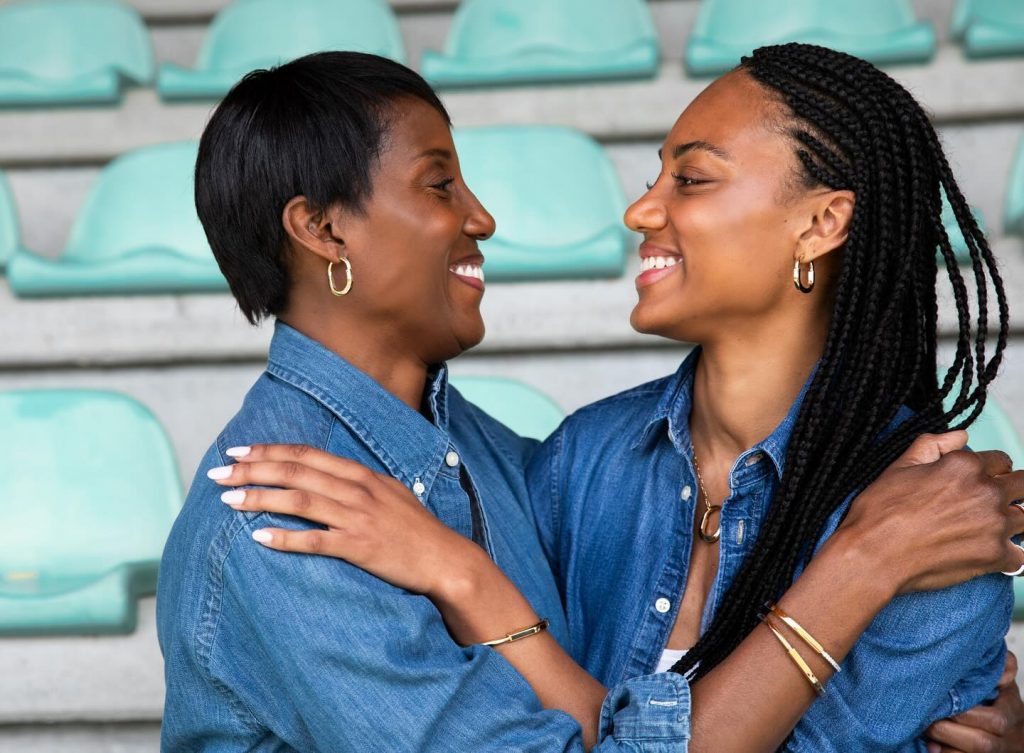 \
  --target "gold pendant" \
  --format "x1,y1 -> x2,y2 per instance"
699,504 -> 722,544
